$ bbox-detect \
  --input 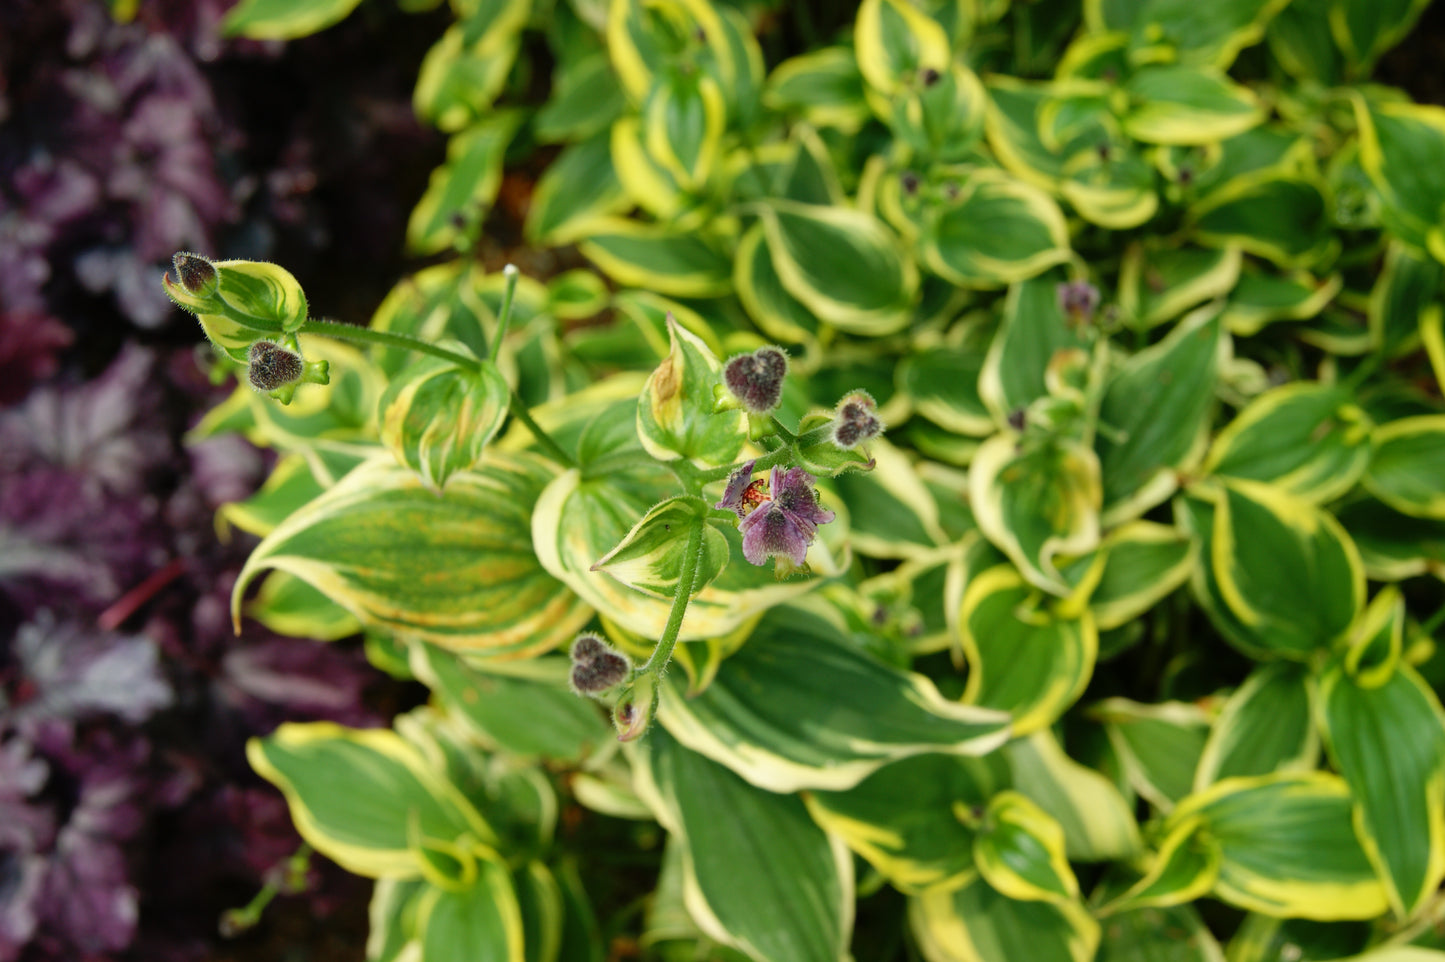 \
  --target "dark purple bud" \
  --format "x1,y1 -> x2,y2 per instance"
1056,280 -> 1100,325
569,632 -> 631,695
920,67 -> 941,87
172,251 -> 218,297
247,341 -> 304,393
830,391 -> 882,450
723,346 -> 788,414
900,171 -> 921,195
571,632 -> 606,662
1007,408 -> 1027,432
